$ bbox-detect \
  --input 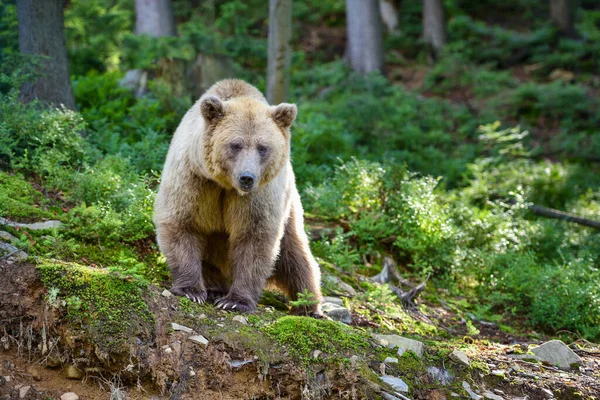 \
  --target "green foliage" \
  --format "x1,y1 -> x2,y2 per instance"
266,316 -> 368,365
289,289 -> 320,314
